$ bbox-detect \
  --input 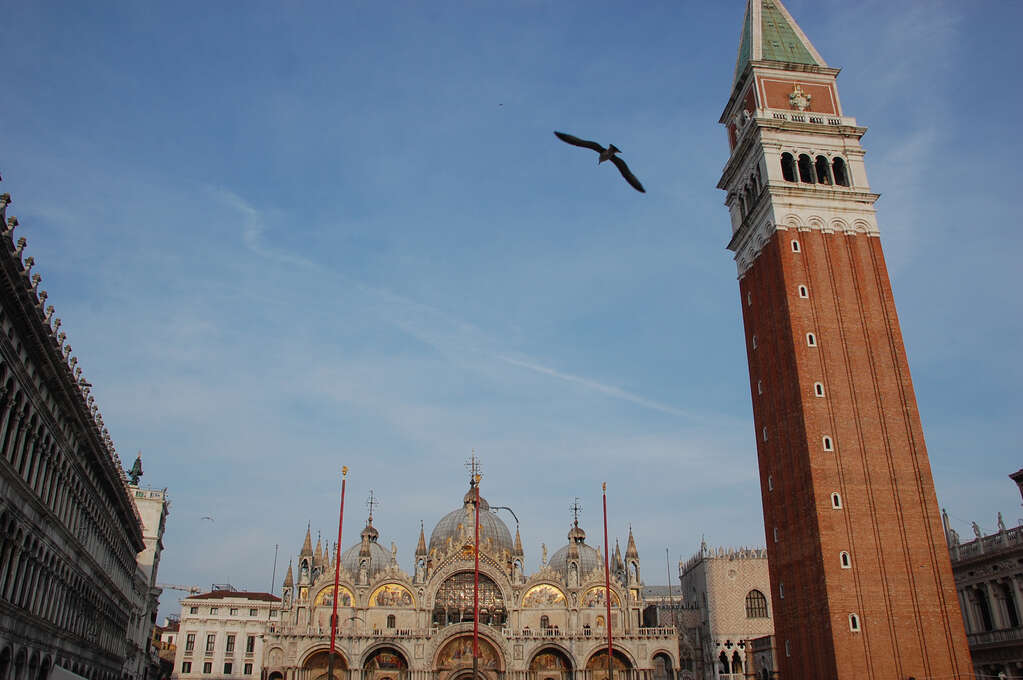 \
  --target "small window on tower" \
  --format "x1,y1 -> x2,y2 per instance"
823,436 -> 834,451
840,552 -> 851,568
807,333 -> 817,347
814,382 -> 825,397
798,154 -> 814,183
831,493 -> 842,508
767,475 -> 774,491
757,380 -> 763,395
781,153 -> 796,182
762,427 -> 768,442
849,613 -> 861,631
747,291 -> 752,306
773,527 -> 779,542
779,583 -> 785,599
752,335 -> 758,349
798,285 -> 808,298
791,239 -> 801,252
785,640 -> 791,657
833,157 -> 850,186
